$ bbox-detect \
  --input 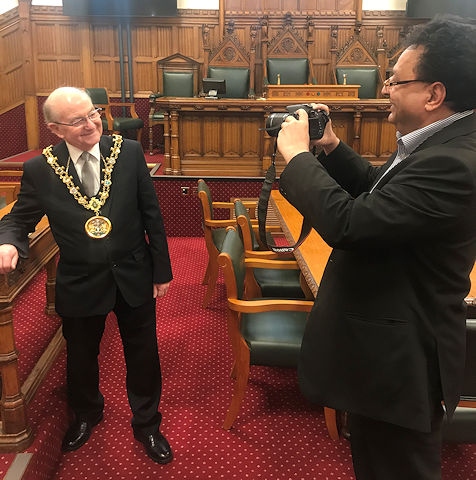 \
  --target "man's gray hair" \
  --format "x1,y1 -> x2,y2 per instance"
43,87 -> 91,123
